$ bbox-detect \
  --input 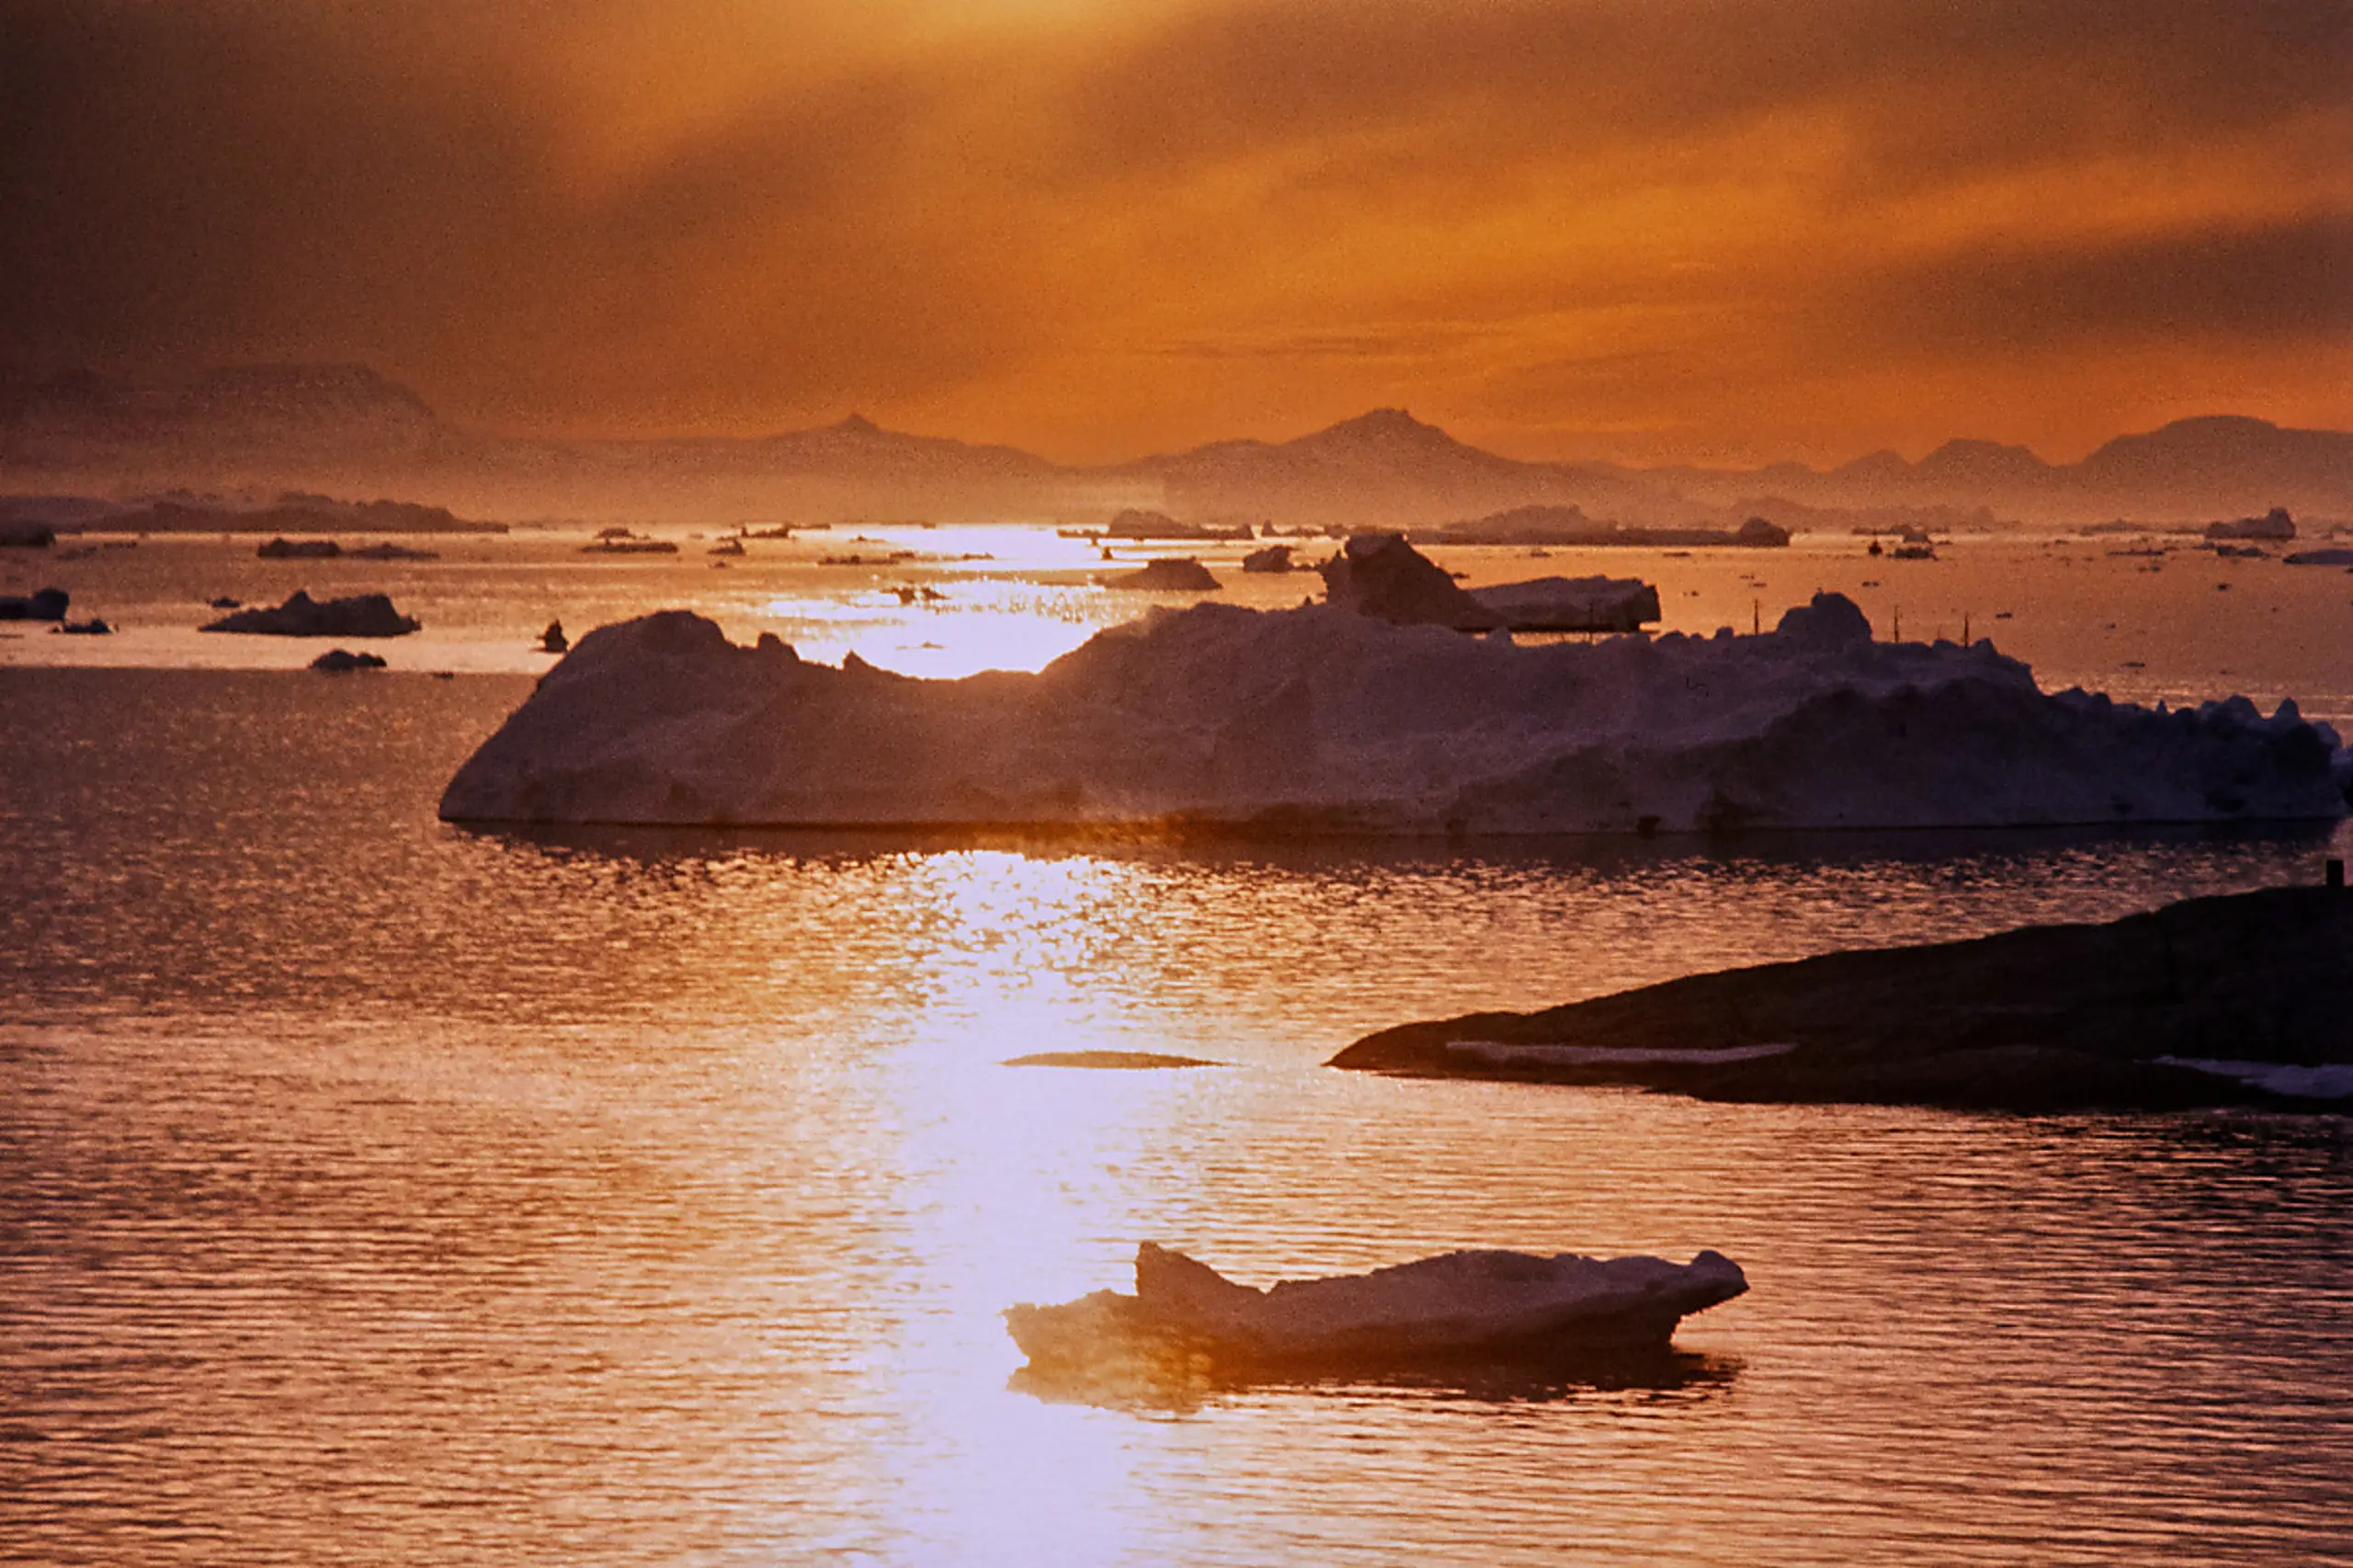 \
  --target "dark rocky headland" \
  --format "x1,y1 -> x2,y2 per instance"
1331,882 -> 2352,1112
